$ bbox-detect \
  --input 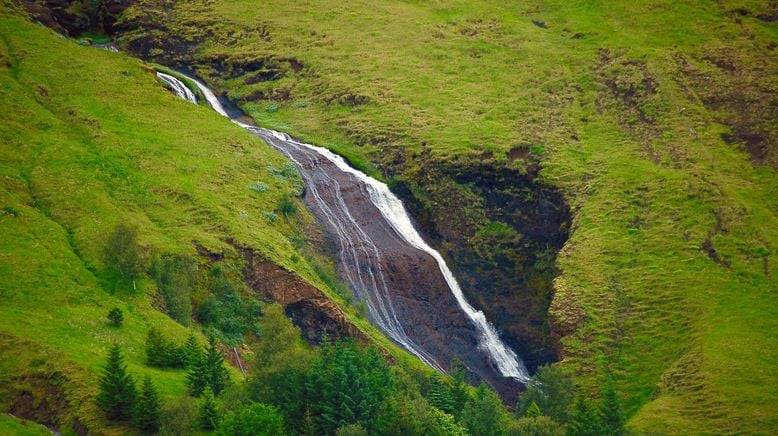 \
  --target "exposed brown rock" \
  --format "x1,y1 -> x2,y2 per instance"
241,248 -> 369,345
